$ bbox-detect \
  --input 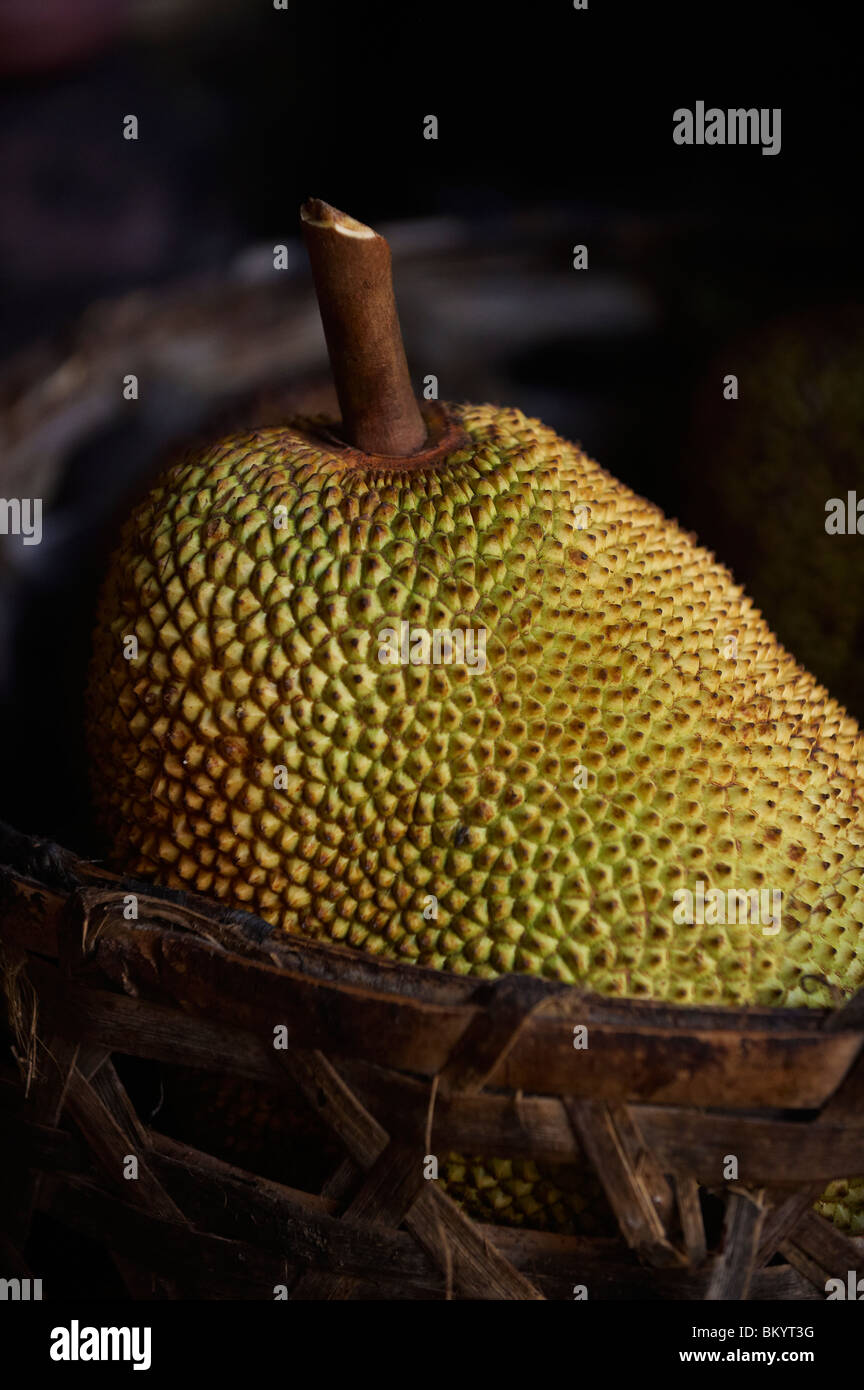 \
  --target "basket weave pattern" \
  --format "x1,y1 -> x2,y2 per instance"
2,829 -> 864,1300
